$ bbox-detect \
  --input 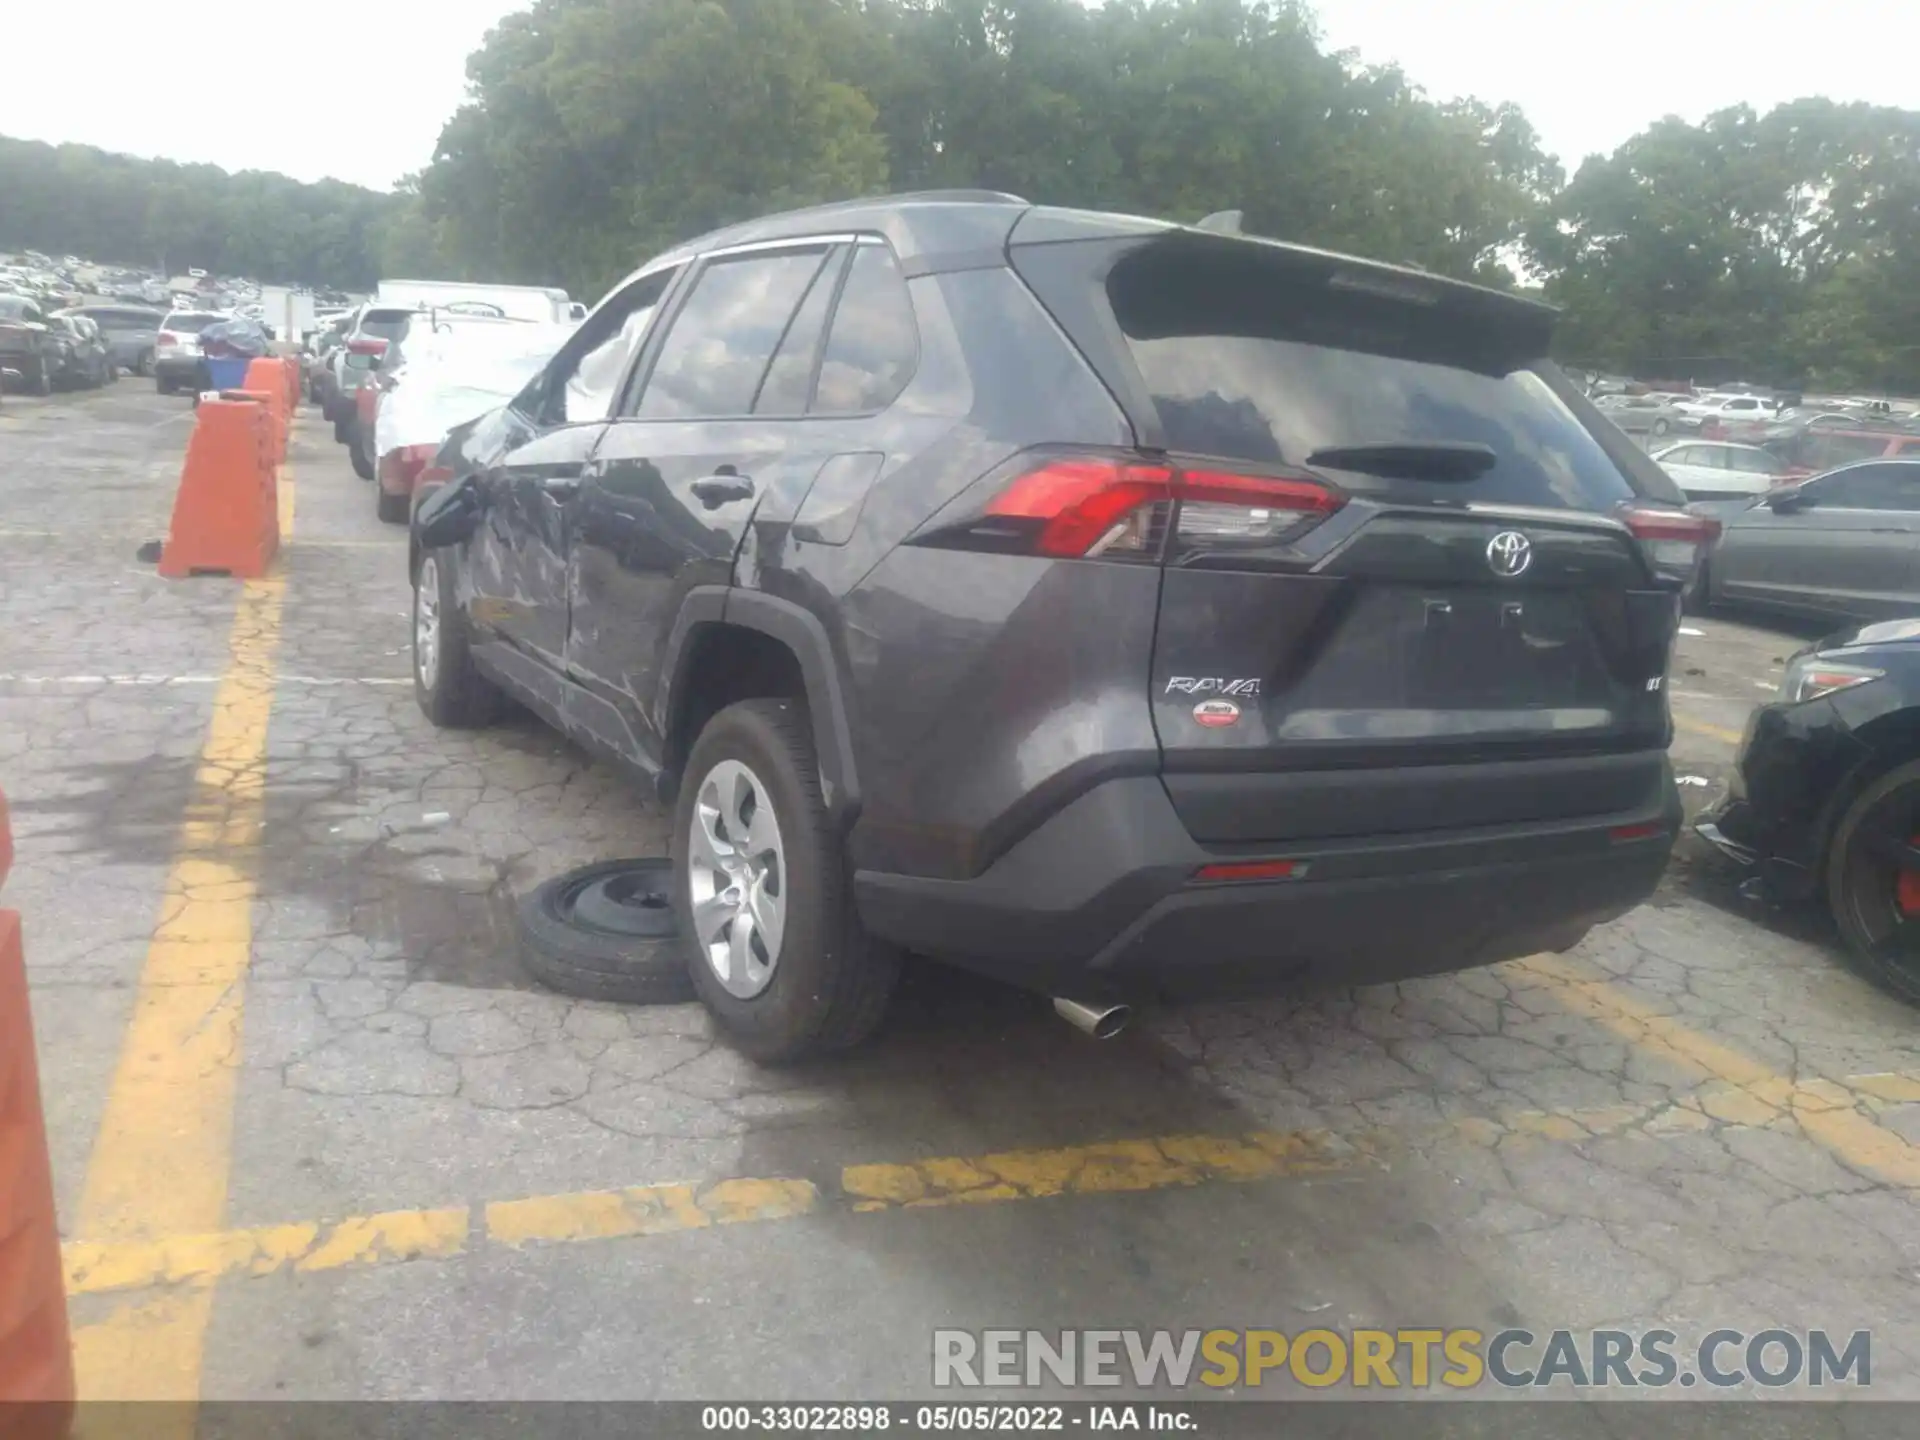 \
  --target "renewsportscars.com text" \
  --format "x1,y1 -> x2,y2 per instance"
933,1328 -> 1871,1391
